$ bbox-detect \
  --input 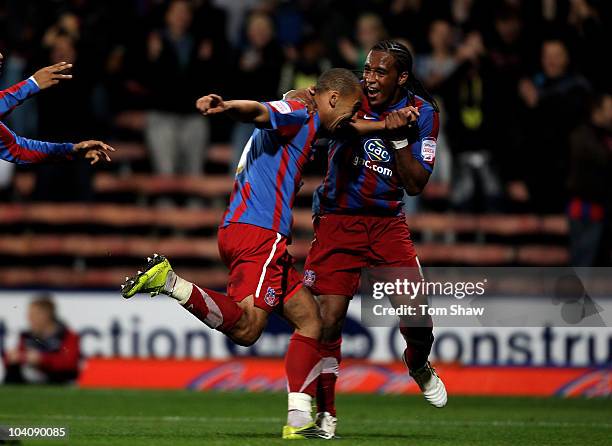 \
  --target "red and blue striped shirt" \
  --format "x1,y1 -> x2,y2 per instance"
221,100 -> 320,237
1,78 -> 74,164
313,93 -> 439,215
